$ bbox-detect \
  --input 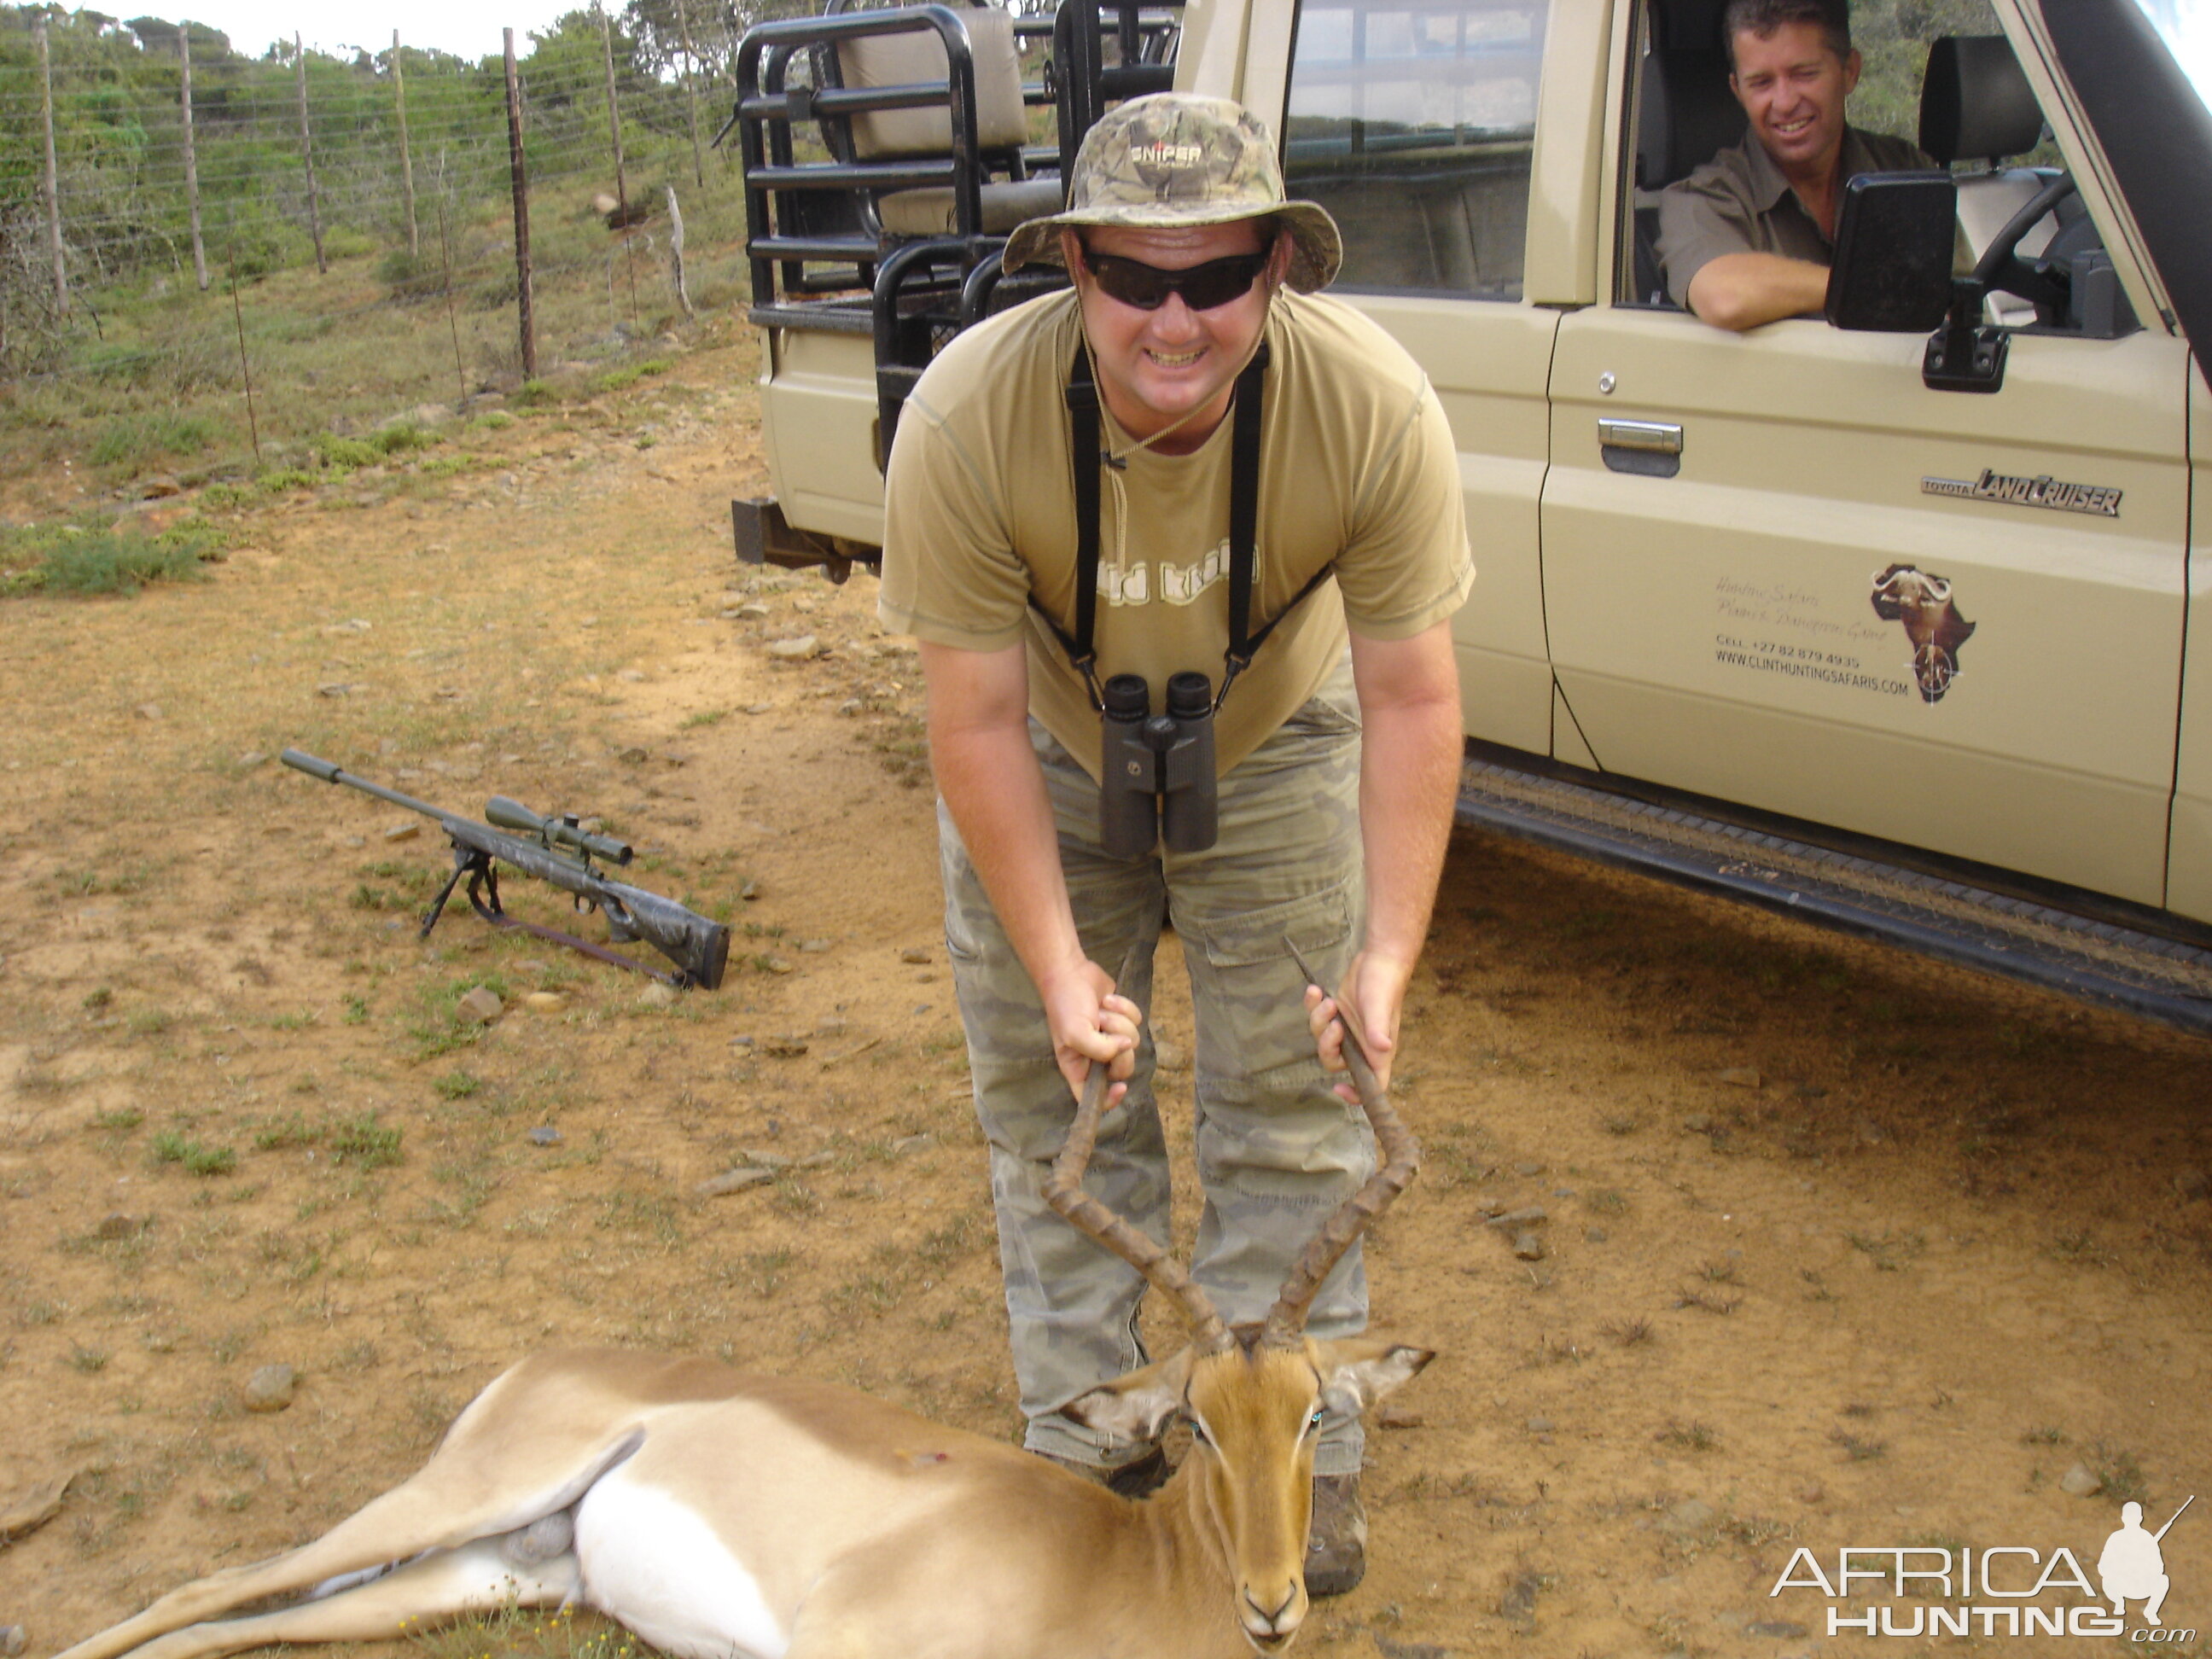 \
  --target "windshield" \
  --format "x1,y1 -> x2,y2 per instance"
2133,0 -> 2212,113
